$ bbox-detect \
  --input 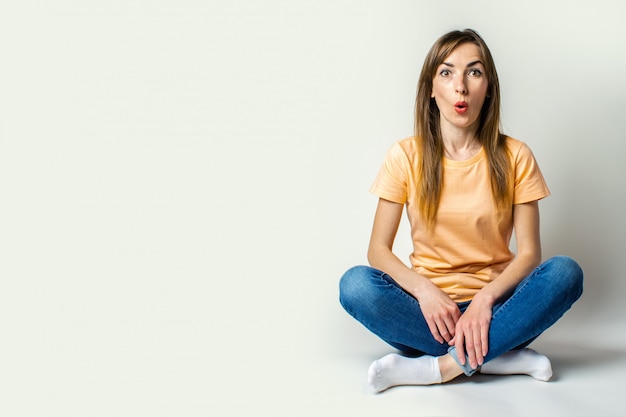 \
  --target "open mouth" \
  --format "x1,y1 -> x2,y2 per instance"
454,101 -> 468,114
